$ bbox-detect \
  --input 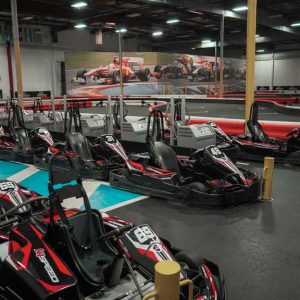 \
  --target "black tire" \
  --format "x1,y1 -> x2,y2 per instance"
138,68 -> 151,82
154,65 -> 161,73
175,251 -> 206,270
112,71 -> 120,84
188,182 -> 207,193
76,69 -> 87,84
